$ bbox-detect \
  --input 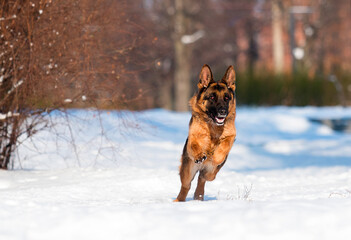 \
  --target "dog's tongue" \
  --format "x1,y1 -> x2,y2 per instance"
215,117 -> 225,124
